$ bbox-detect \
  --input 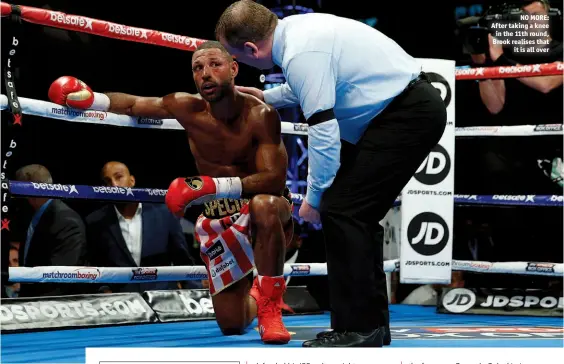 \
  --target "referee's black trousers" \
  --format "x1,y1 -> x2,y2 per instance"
319,80 -> 447,332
